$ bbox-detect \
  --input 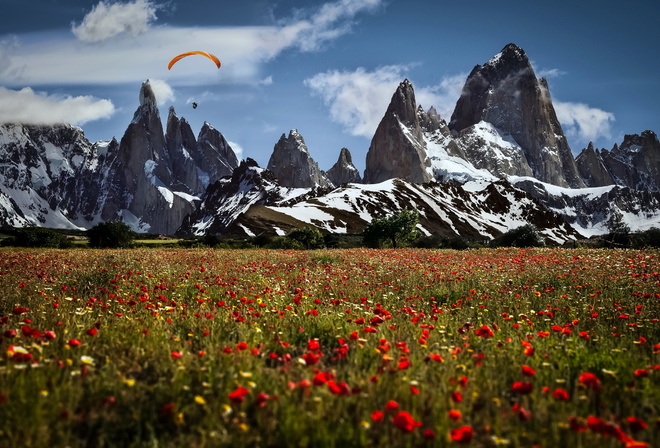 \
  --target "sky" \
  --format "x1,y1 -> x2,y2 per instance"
1,0 -> 659,174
